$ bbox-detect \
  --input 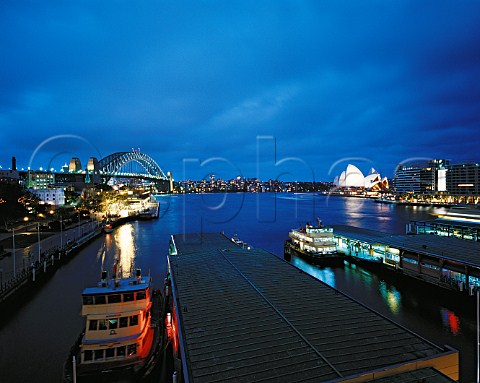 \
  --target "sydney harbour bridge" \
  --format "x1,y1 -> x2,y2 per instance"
51,150 -> 172,192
